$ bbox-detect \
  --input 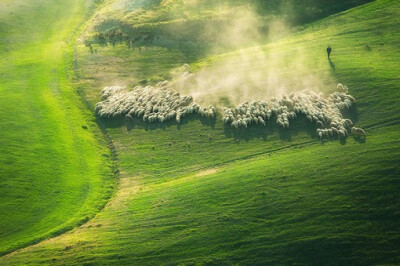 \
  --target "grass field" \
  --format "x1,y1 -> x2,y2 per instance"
1,0 -> 400,264
0,0 -> 115,256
